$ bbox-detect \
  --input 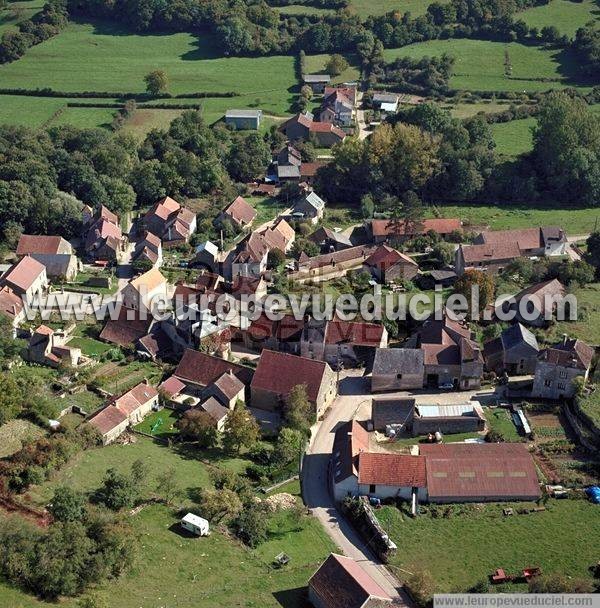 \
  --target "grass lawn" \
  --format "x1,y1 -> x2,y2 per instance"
377,499 -> 600,592
349,0 -> 449,18
0,94 -> 66,127
134,408 -> 180,438
0,419 -> 45,458
384,39 -> 589,92
247,195 -> 289,225
5,436 -> 335,607
67,335 -> 114,357
520,0 -> 600,38
0,20 -> 298,116
486,407 -> 522,442
304,53 -> 361,84
430,203 -> 599,234
448,100 -> 518,118
492,117 -> 536,156
275,3 -> 334,15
